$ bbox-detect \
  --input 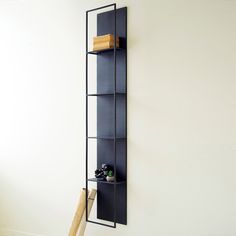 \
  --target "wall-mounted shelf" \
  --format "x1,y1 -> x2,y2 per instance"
86,3 -> 127,228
